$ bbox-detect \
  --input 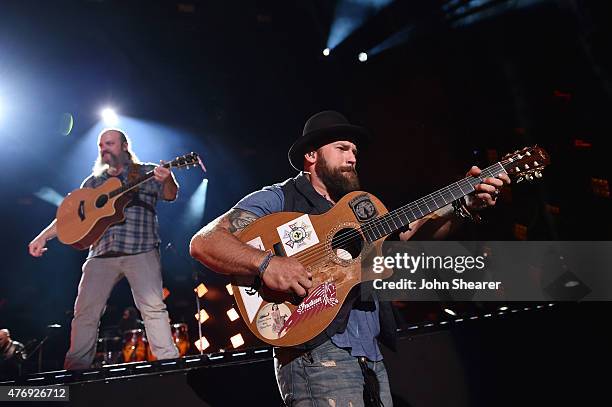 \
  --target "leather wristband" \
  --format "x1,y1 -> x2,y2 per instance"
258,252 -> 274,277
